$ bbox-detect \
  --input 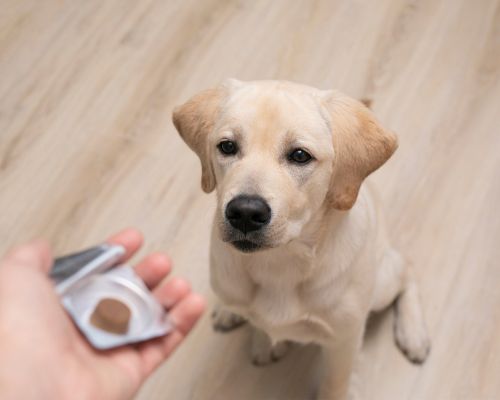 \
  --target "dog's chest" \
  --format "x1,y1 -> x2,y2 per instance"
249,267 -> 305,324
248,280 -> 334,343
229,252 -> 335,343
